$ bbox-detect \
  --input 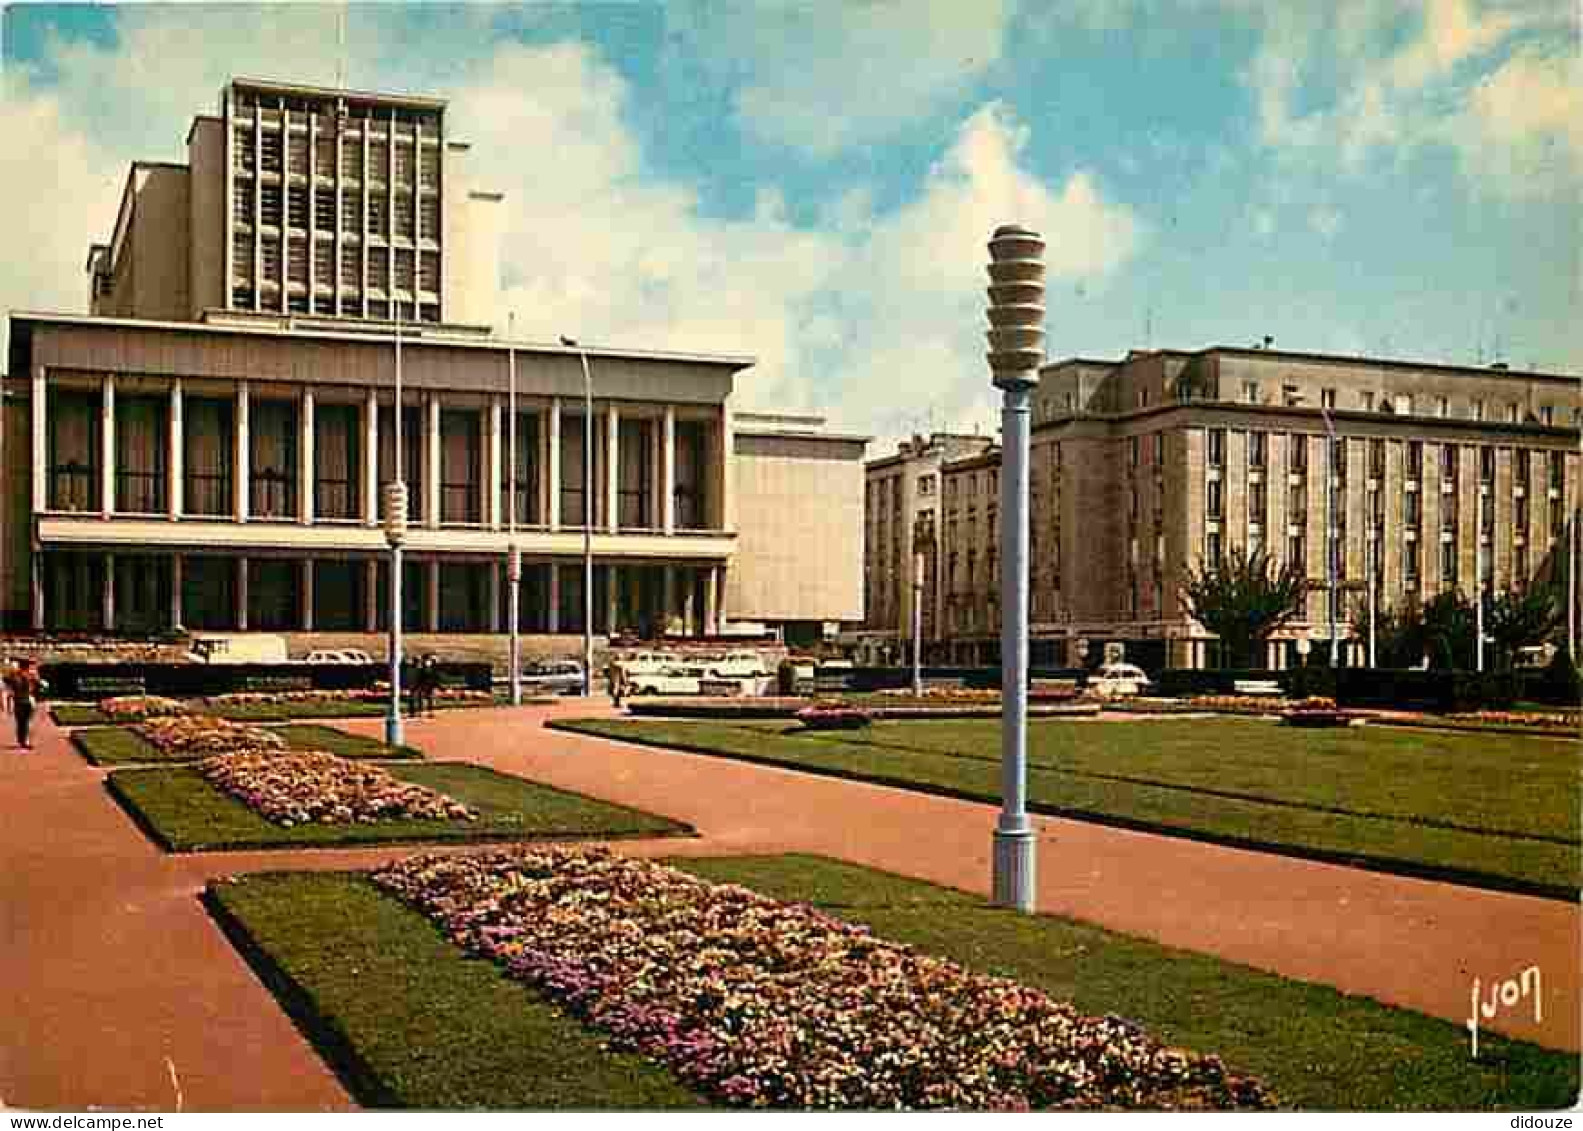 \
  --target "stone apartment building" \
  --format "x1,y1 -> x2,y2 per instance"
1,77 -> 868,644
873,346 -> 1581,670
859,431 -> 995,663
